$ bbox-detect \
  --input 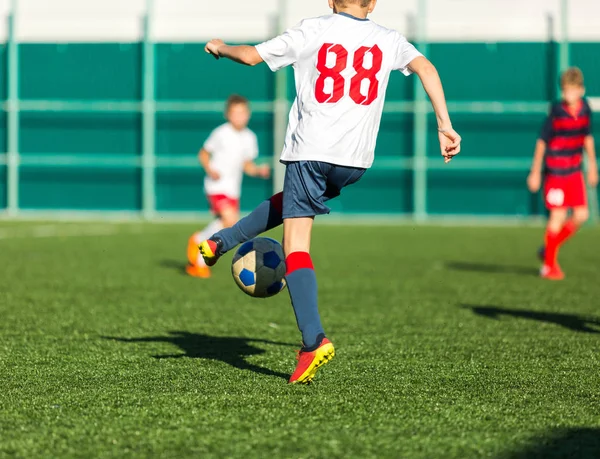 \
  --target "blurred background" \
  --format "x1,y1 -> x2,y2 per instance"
0,0 -> 598,222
